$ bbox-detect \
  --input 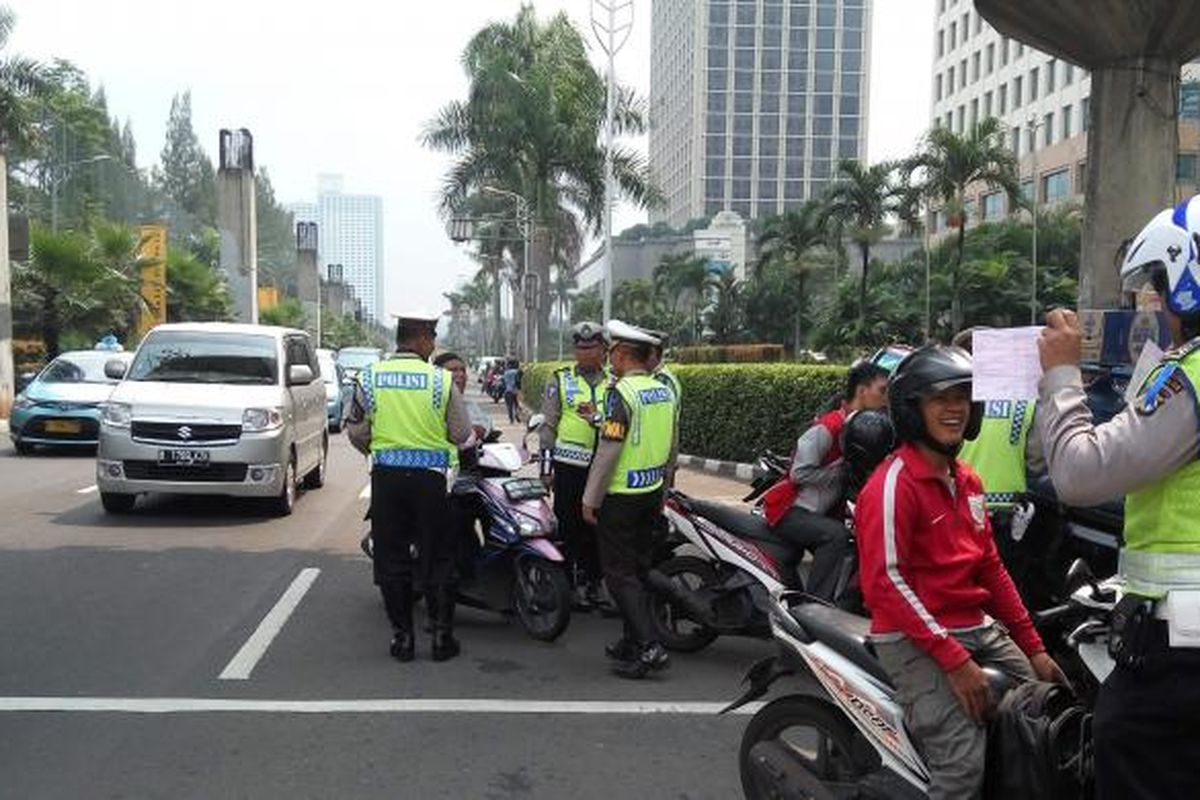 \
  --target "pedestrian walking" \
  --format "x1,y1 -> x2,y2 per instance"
582,320 -> 679,679
346,310 -> 475,663
502,358 -> 522,424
